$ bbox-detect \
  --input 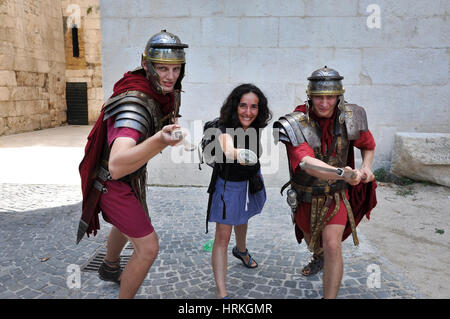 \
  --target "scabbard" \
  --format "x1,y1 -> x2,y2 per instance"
341,190 -> 359,246
77,186 -> 102,244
